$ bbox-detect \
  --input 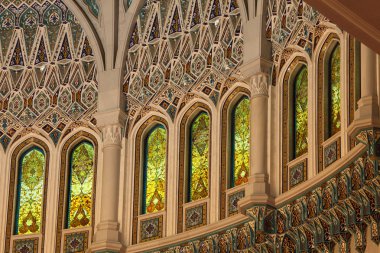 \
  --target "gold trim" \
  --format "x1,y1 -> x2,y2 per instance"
55,131 -> 98,252
220,87 -> 250,220
132,116 -> 168,244
5,138 -> 50,253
